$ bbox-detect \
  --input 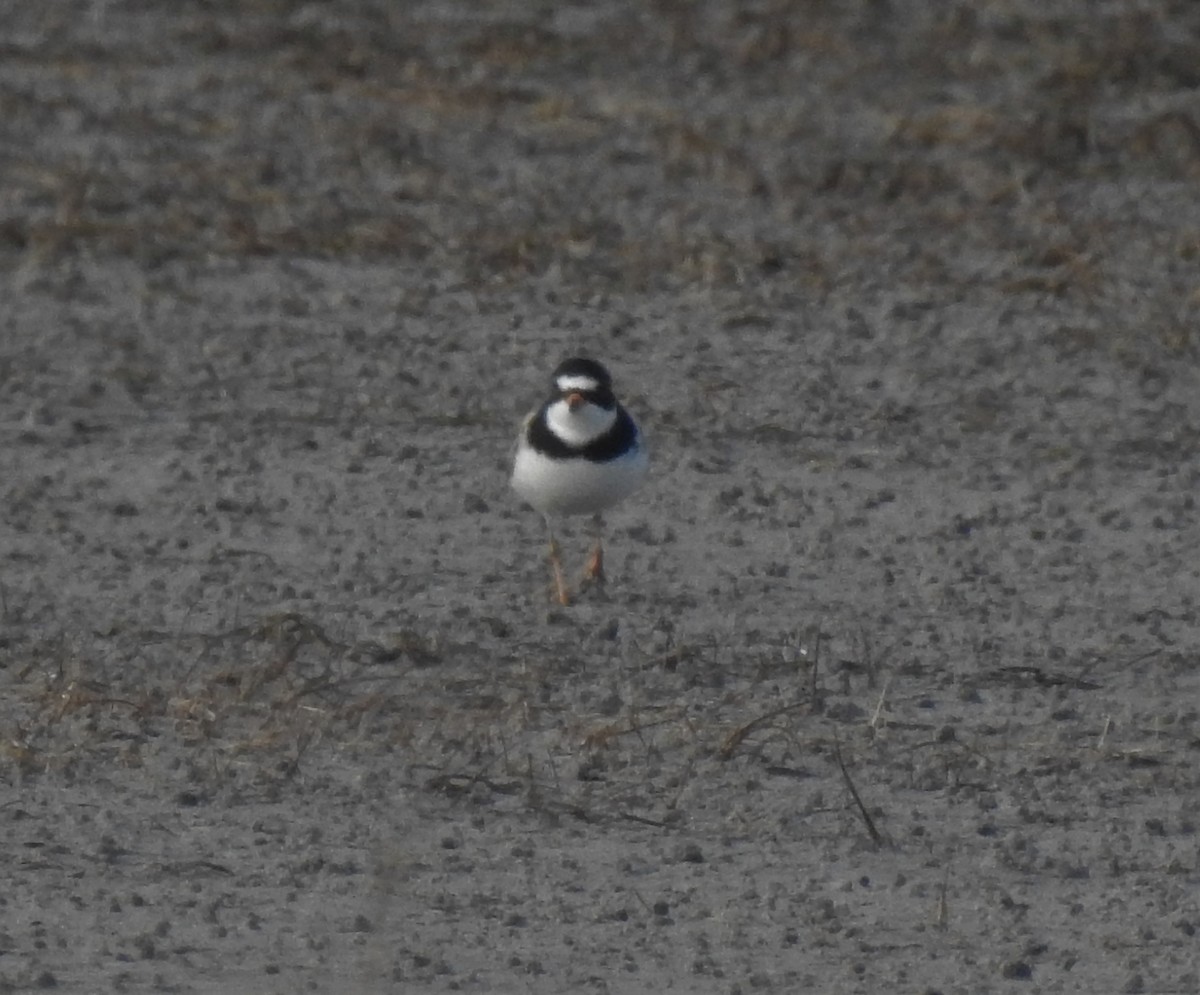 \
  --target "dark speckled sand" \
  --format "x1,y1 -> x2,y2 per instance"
3,2 -> 1200,992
